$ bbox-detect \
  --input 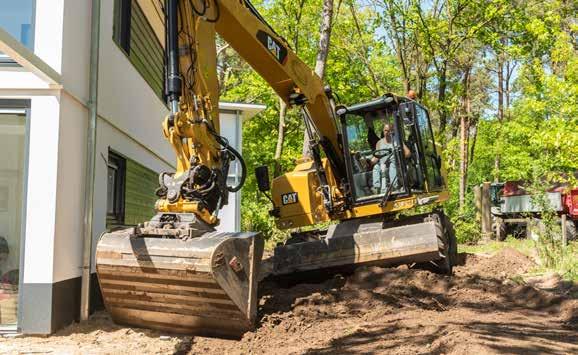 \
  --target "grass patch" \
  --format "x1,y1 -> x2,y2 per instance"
459,237 -> 535,257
